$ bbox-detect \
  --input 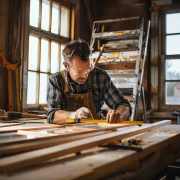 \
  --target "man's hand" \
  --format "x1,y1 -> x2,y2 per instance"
106,105 -> 130,124
68,107 -> 94,119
